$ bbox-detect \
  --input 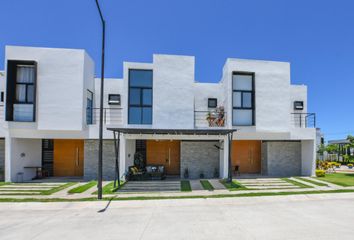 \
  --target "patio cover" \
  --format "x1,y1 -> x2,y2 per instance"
107,128 -> 237,187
